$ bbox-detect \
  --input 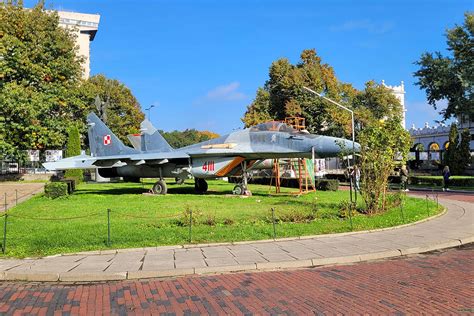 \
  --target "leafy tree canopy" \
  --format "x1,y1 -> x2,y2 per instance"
1,0 -> 84,158
160,129 -> 219,149
242,49 -> 358,137
0,1 -> 145,159
79,74 -> 145,144
353,80 -> 403,131
414,13 -> 474,120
